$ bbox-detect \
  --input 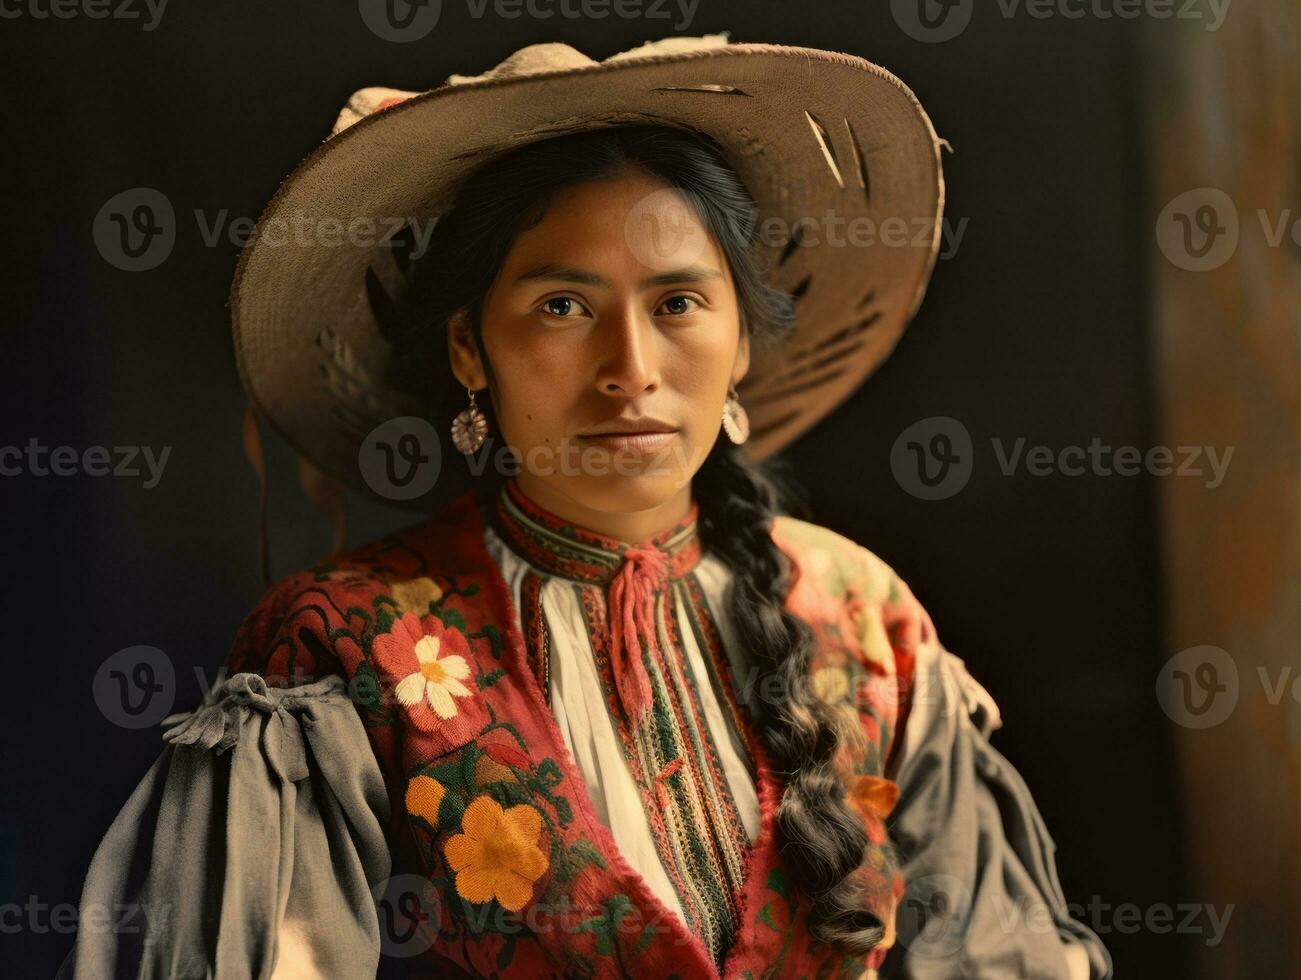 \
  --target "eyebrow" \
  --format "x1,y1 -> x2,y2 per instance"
512,263 -> 723,289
